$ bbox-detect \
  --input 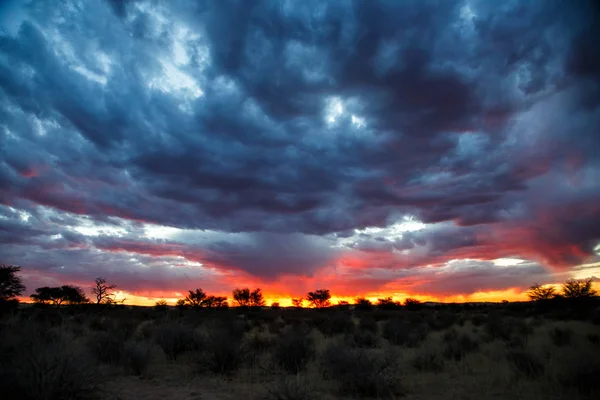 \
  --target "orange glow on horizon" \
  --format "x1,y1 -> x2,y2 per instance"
18,288 -> 533,307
